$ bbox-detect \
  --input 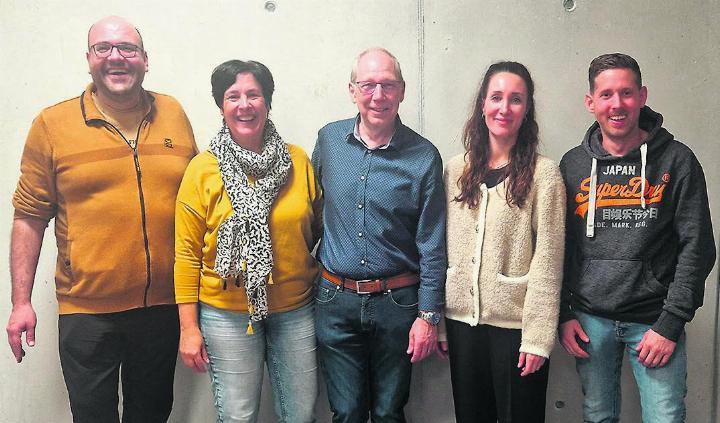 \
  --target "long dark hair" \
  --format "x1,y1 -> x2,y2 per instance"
455,61 -> 539,209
